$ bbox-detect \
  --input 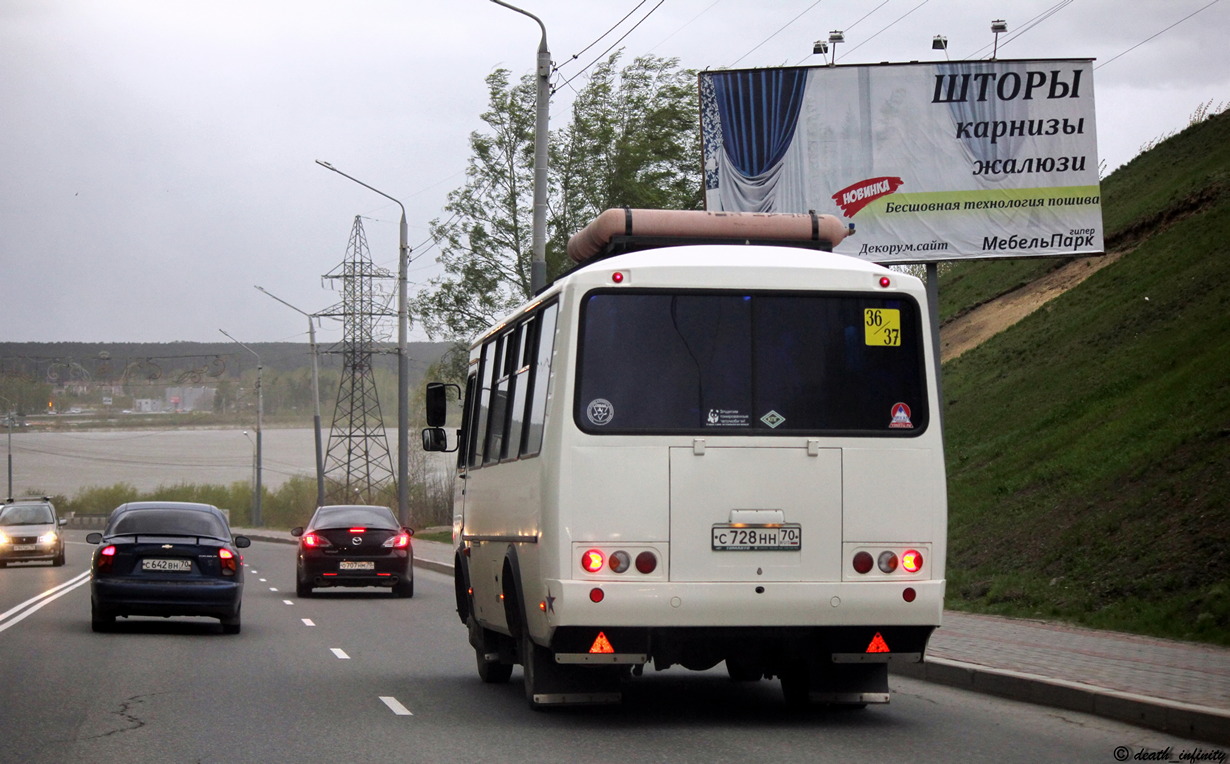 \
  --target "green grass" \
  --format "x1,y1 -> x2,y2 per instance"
938,110 -> 1230,645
